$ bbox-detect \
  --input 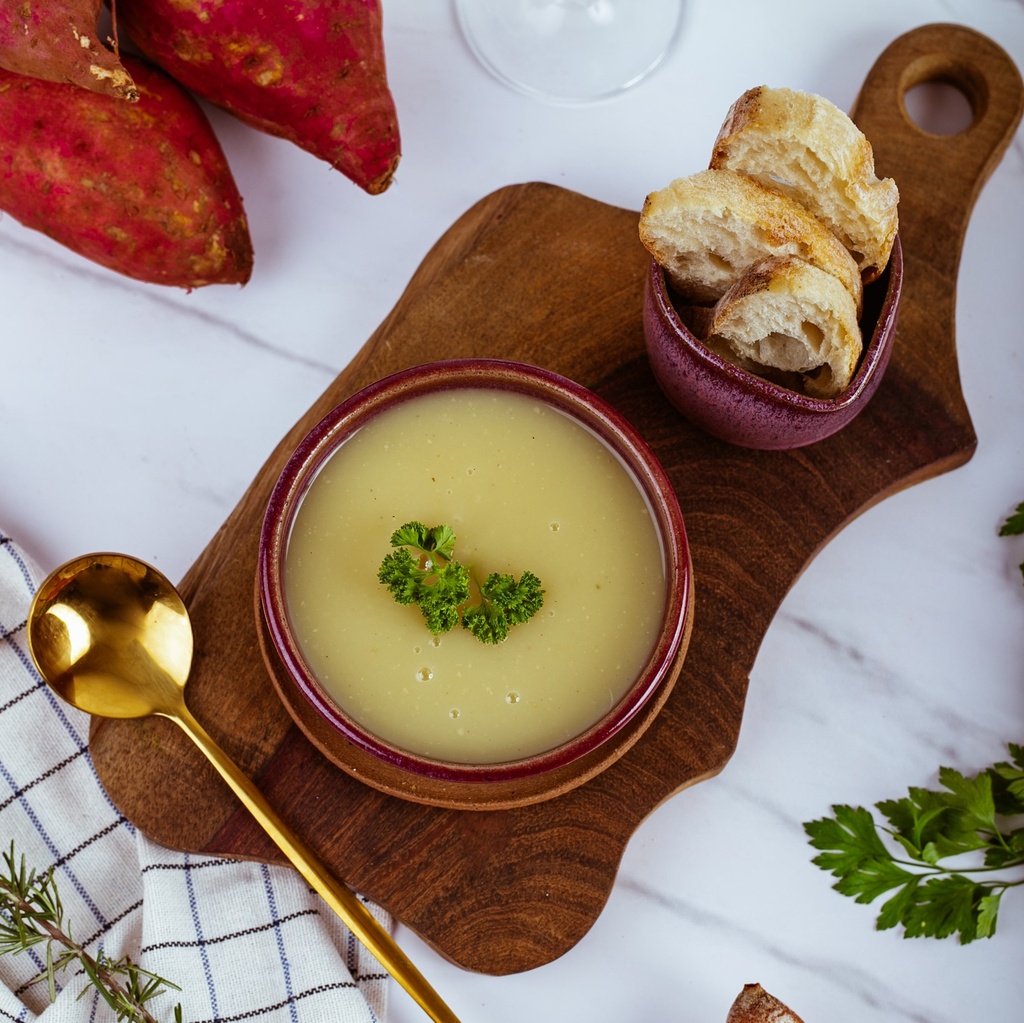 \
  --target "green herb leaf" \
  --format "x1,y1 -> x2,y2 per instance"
378,547 -> 427,605
877,787 -> 983,863
938,765 -> 999,833
803,745 -> 1024,944
461,598 -> 509,644
901,875 -> 994,943
875,875 -> 924,932
806,805 -> 915,903
976,891 -> 1003,939
806,804 -> 892,878
418,560 -> 471,635
389,521 -> 457,561
483,570 -> 546,625
379,522 -> 543,644
1000,503 -> 1024,581
998,502 -> 1024,536
463,571 -> 547,644
990,743 -> 1024,815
